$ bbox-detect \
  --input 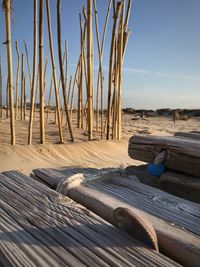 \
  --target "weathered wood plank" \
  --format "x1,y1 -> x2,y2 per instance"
128,135 -> 200,177
160,171 -> 200,203
33,167 -> 200,267
0,171 -> 180,267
